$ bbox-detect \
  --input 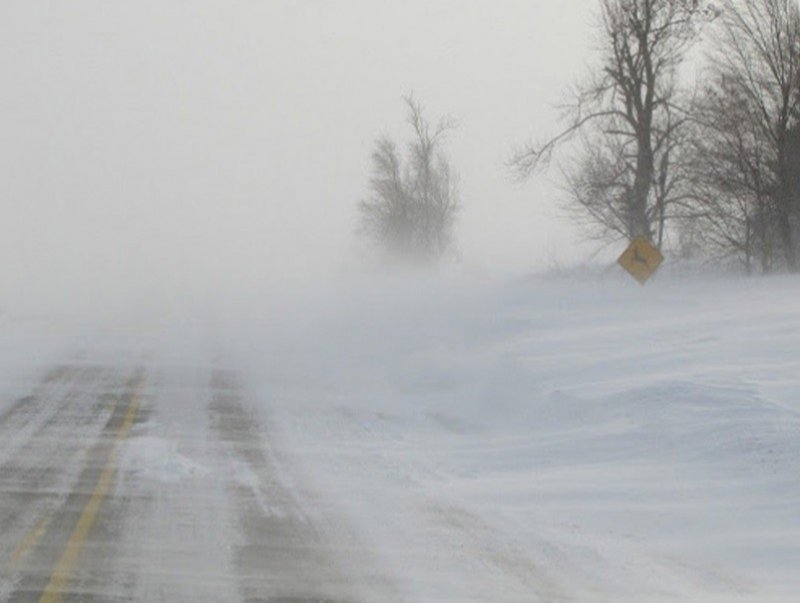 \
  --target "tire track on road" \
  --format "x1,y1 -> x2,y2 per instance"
209,369 -> 357,603
4,370 -> 145,602
0,365 -> 112,578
